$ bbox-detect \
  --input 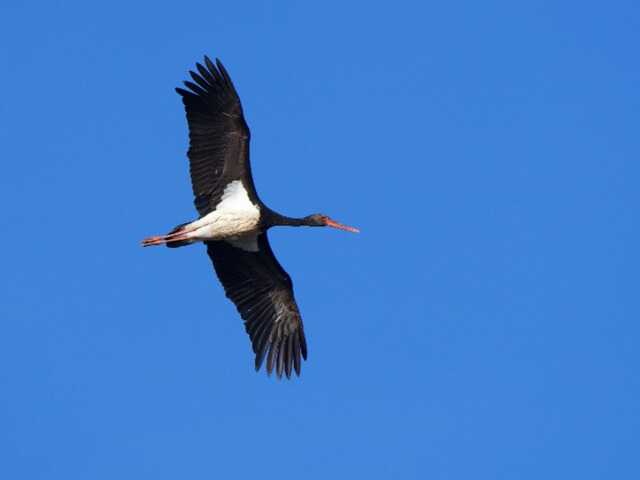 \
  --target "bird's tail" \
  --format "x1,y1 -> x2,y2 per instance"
141,222 -> 194,248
